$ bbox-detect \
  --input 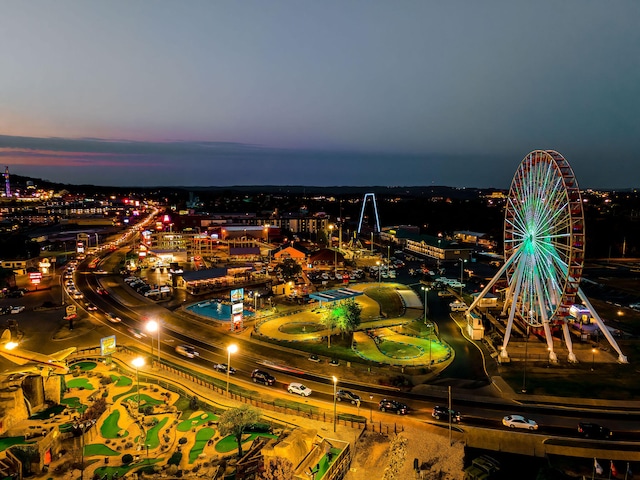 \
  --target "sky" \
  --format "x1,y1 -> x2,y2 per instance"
1,1 -> 639,189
